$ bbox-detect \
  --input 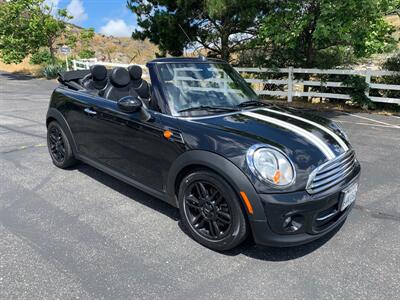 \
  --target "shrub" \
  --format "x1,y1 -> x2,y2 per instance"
78,49 -> 95,59
42,63 -> 65,79
367,53 -> 400,111
382,53 -> 400,99
29,50 -> 53,65
342,75 -> 374,109
383,53 -> 400,71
